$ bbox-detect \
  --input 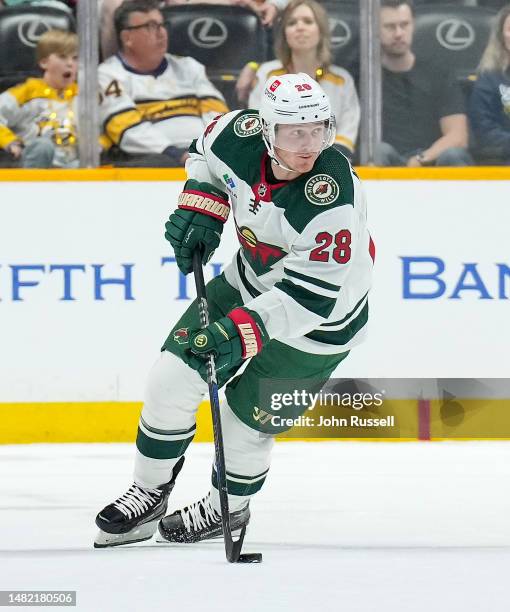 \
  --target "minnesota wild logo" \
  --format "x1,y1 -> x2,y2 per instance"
234,114 -> 262,138
173,328 -> 189,345
305,174 -> 339,205
236,224 -> 287,276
